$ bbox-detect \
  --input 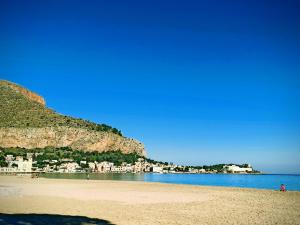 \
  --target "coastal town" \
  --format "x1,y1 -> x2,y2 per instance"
0,150 -> 255,174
